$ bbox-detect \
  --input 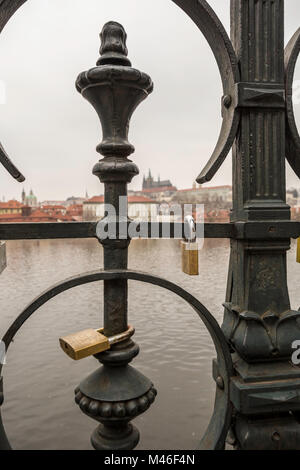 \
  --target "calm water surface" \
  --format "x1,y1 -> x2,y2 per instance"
0,238 -> 299,449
